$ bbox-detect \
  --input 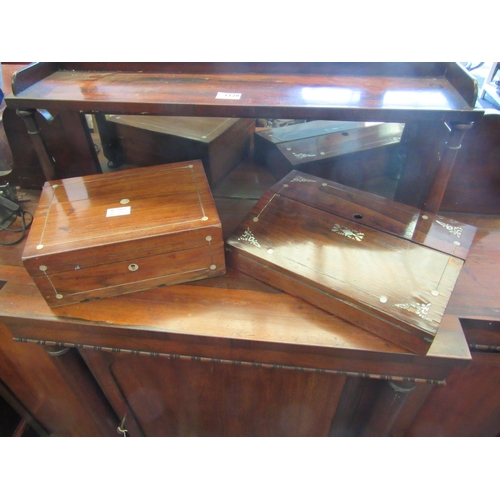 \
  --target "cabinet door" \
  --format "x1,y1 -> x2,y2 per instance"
0,324 -> 118,437
406,351 -> 500,436
80,349 -> 346,437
